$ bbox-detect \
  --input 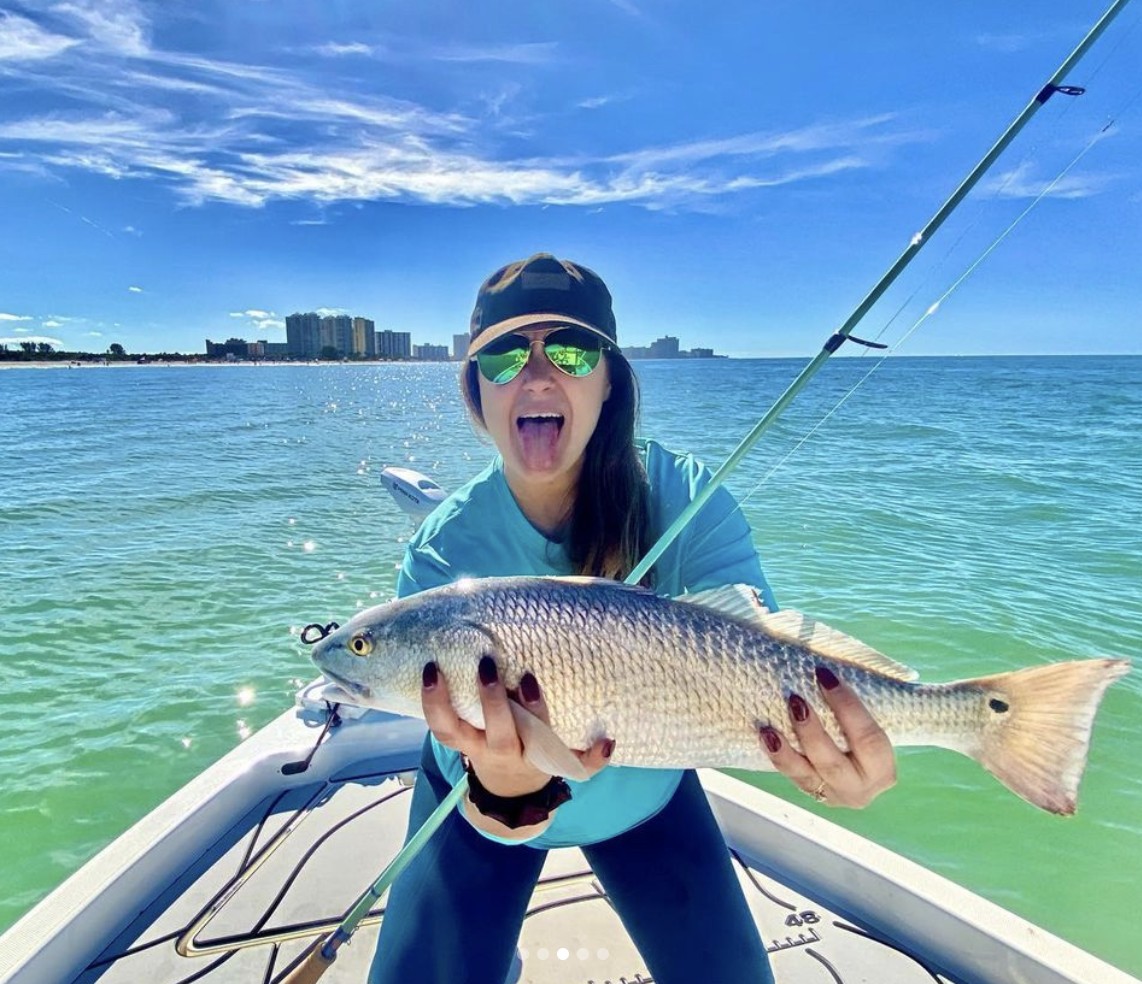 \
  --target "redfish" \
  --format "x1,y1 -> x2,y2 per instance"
309,576 -> 1129,815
